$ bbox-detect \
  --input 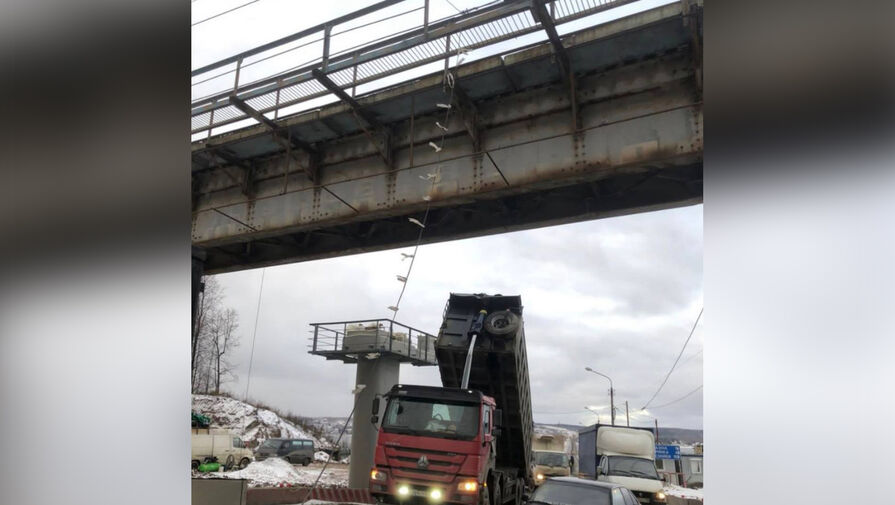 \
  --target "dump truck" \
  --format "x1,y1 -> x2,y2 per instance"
370,294 -> 533,505
531,429 -> 574,486
579,425 -> 665,504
